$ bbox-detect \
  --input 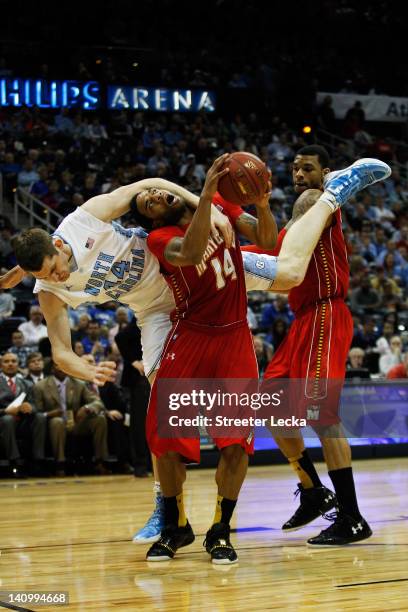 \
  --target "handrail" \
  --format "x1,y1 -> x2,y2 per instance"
14,187 -> 63,232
